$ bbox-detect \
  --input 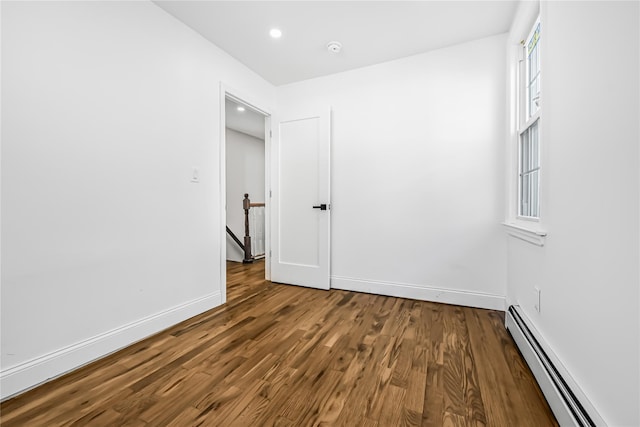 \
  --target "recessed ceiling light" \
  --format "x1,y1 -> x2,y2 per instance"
237,106 -> 245,112
269,28 -> 282,39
